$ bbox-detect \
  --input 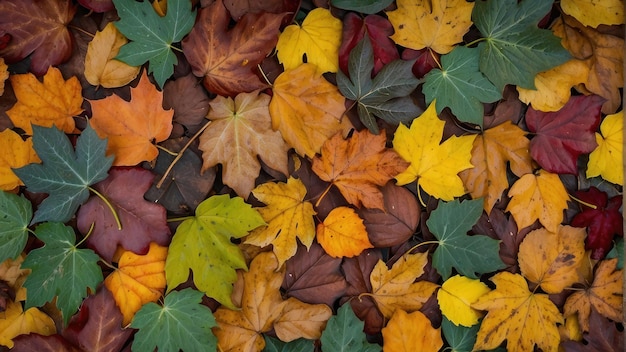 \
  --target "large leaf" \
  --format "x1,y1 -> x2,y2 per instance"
0,191 -> 31,263
320,304 -> 380,352
473,0 -> 571,91
112,0 -> 196,88
12,124 -> 113,224
427,198 -> 505,279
